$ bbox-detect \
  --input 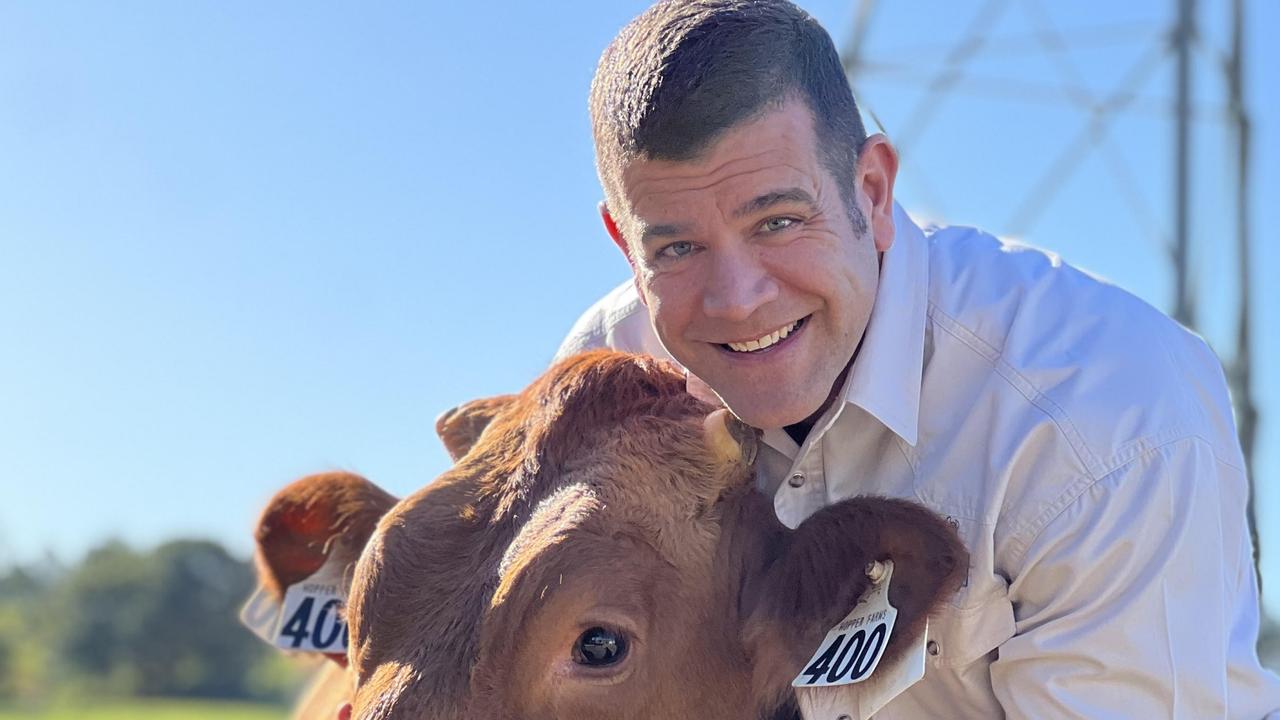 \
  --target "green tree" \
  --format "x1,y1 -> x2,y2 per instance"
57,541 -> 150,694
0,563 -> 58,702
56,539 -> 267,699
134,540 -> 262,697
